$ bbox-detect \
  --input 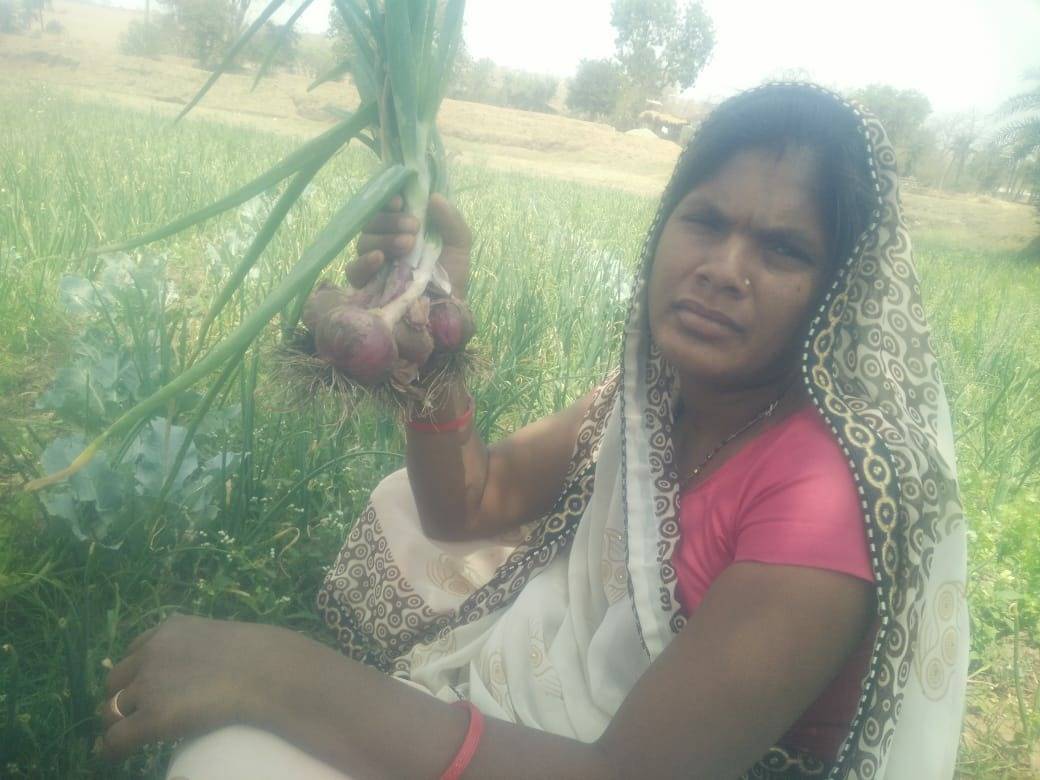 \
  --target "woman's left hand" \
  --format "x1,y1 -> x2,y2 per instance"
100,613 -> 300,761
